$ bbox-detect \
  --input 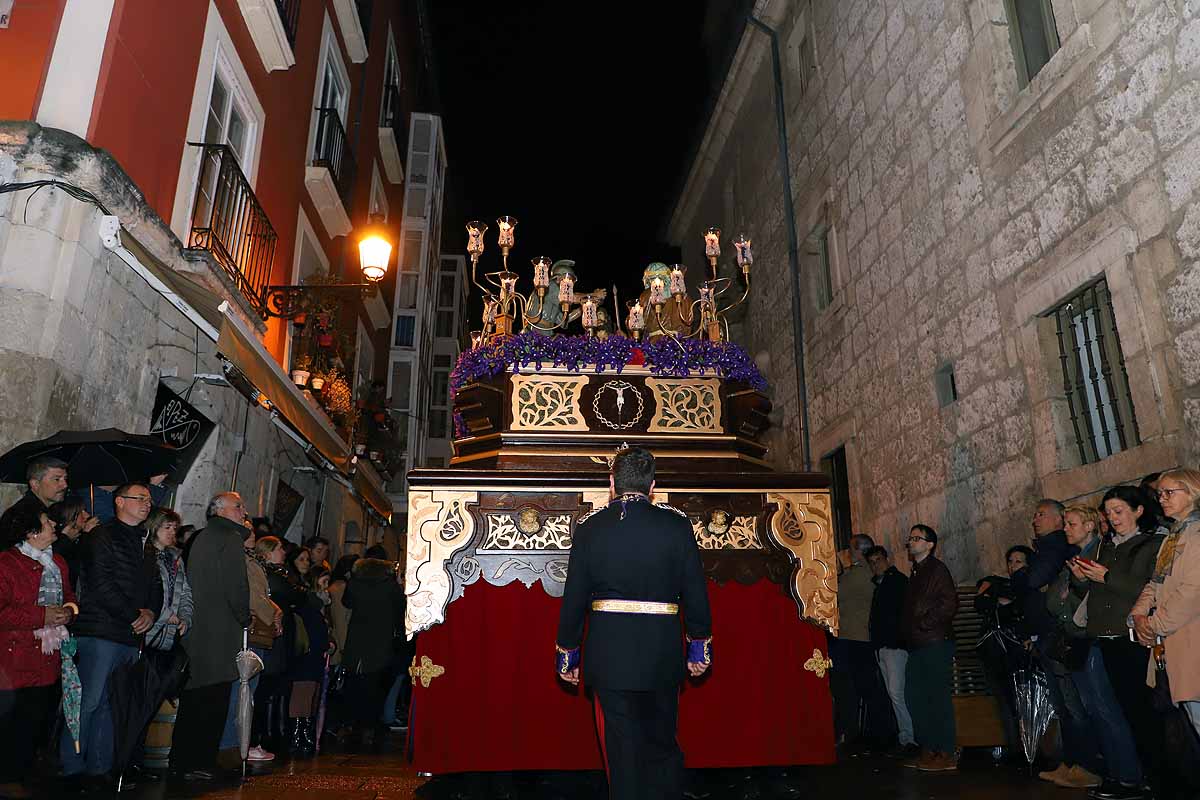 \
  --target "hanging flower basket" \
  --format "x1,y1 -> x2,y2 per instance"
317,333 -> 334,348
291,369 -> 311,387
310,376 -> 327,391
